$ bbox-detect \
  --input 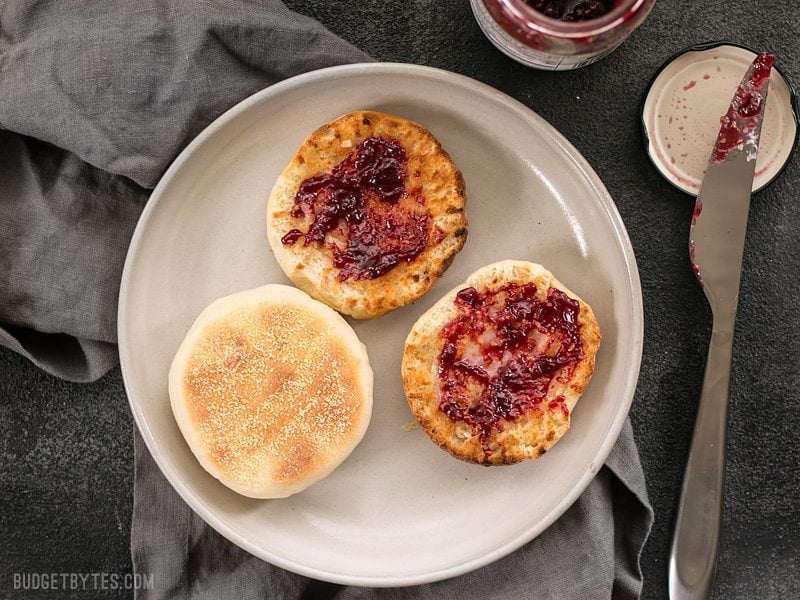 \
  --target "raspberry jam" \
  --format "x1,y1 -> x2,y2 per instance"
472,0 -> 654,70
712,52 -> 774,163
281,136 -> 430,281
438,283 -> 585,456
526,0 -> 617,21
